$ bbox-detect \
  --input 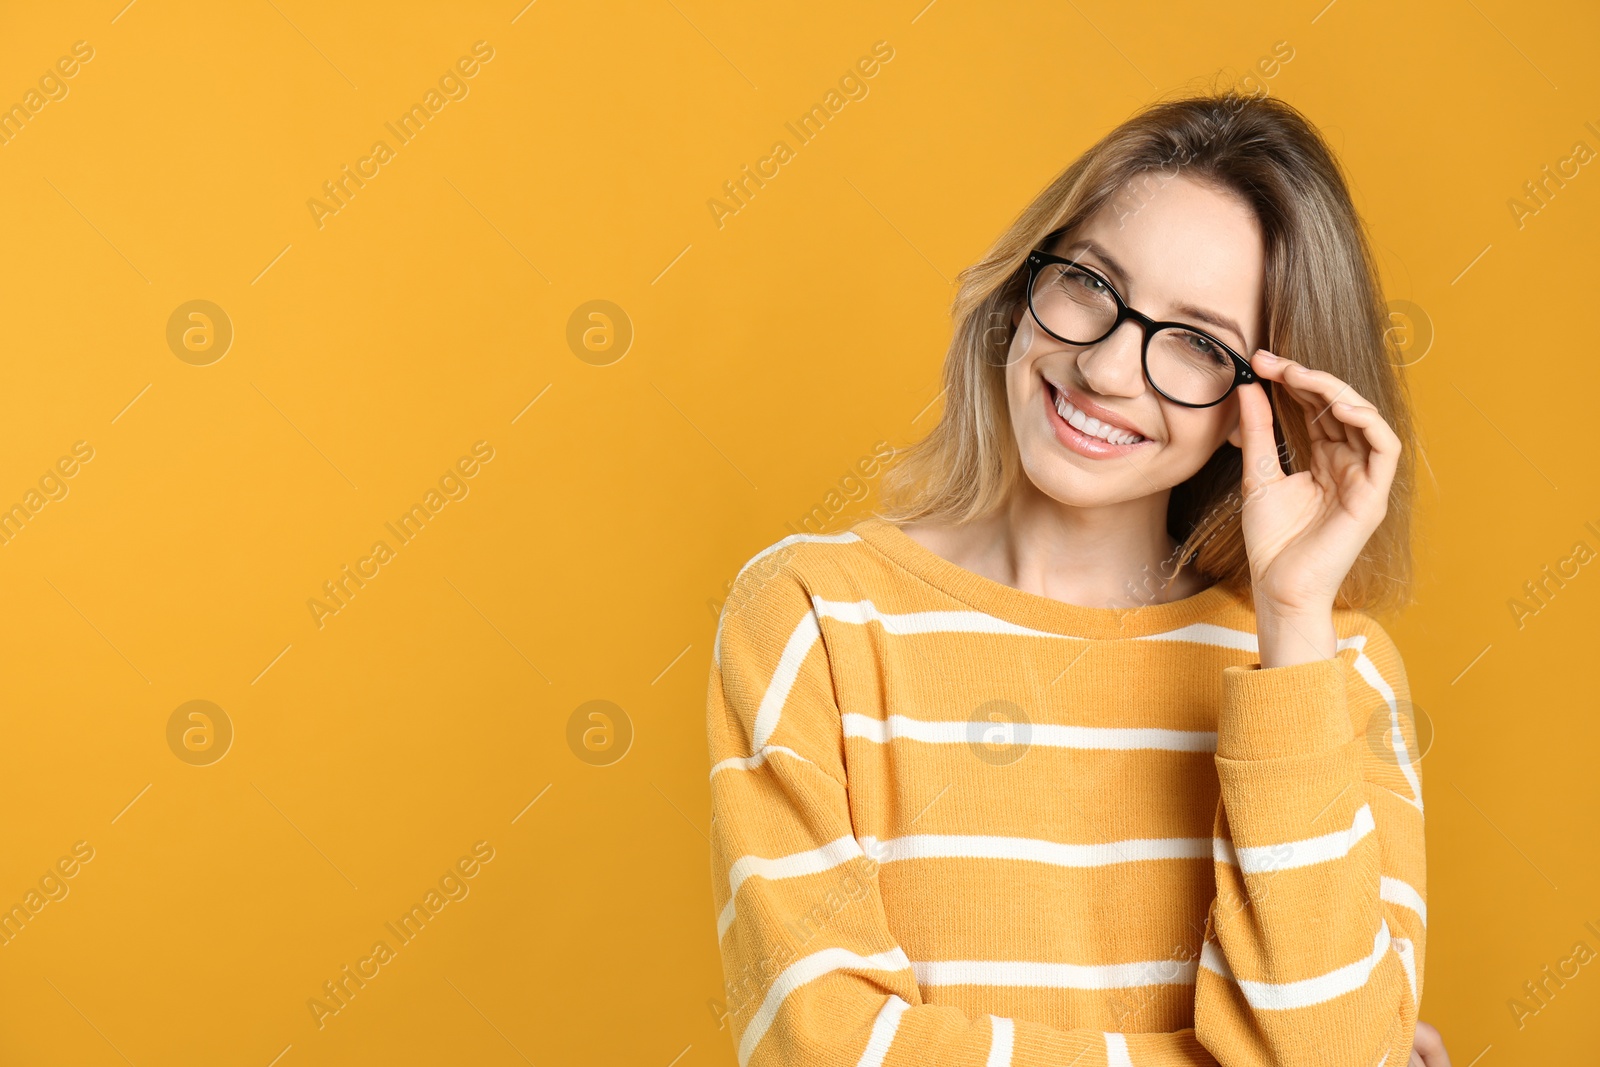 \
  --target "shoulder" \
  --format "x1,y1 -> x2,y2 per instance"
721,524 -> 884,609
712,522 -> 883,665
